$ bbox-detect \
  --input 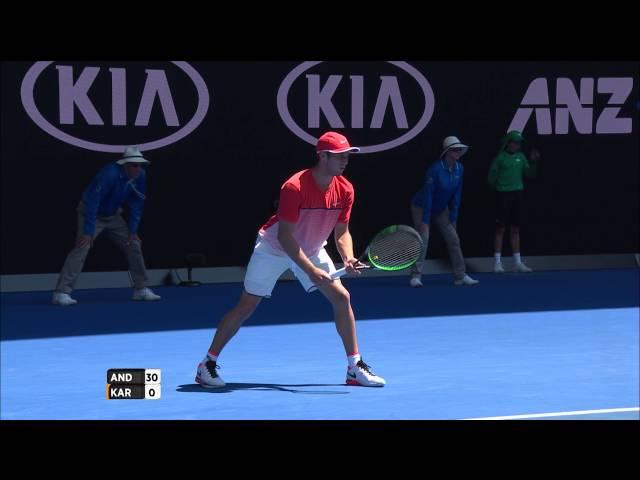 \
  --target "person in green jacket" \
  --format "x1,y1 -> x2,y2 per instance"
488,131 -> 540,273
